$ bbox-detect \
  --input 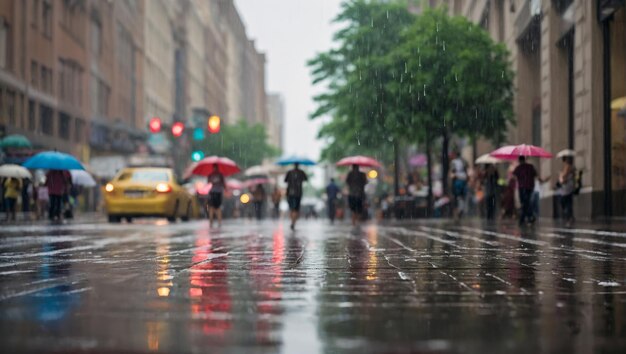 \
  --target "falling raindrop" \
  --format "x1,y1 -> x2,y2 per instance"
436,22 -> 439,32
386,10 -> 389,19
423,84 -> 427,96
443,41 -> 446,51
404,62 -> 408,73
501,70 -> 504,78
455,73 -> 458,81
